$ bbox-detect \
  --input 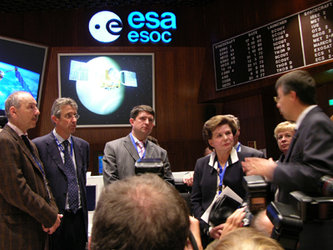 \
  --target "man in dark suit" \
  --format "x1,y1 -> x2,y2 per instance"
242,70 -> 333,250
103,105 -> 174,185
0,91 -> 61,250
33,97 -> 89,250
